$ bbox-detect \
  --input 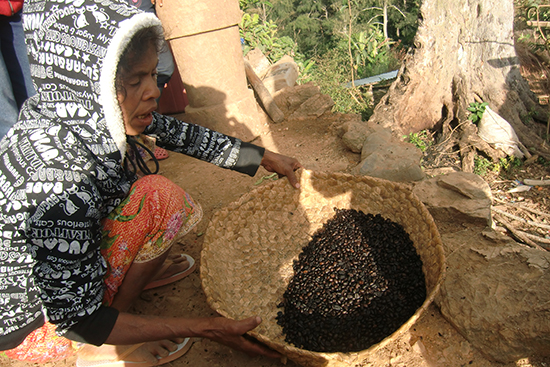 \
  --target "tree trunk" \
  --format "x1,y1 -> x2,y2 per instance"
368,0 -> 550,162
